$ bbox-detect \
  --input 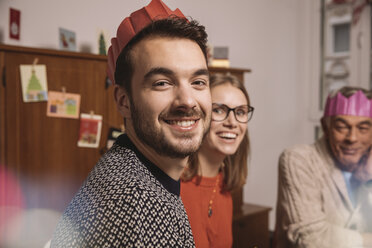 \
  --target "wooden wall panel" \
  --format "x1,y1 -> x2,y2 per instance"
1,45 -> 123,211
